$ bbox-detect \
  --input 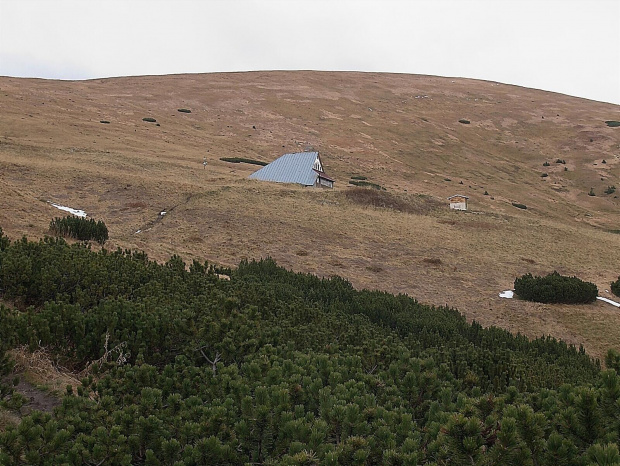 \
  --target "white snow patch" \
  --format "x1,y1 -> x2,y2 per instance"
49,202 -> 87,218
597,296 -> 620,308
160,211 -> 167,216
135,229 -> 142,234
499,290 -> 514,299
